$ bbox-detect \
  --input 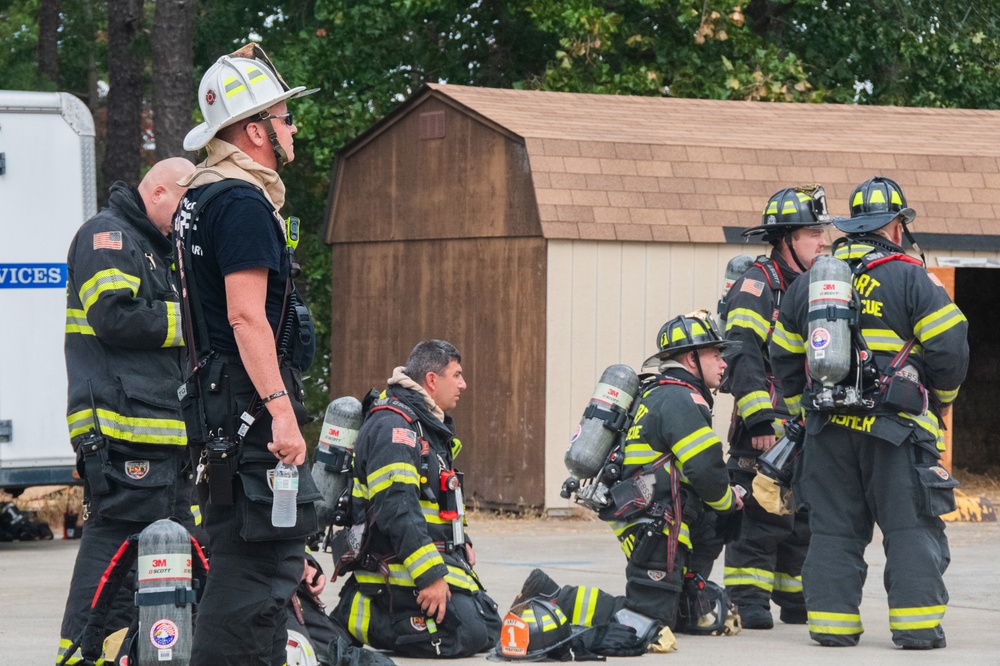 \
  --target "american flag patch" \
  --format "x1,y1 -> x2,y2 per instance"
392,428 -> 417,447
93,231 -> 123,250
740,279 -> 764,297
690,392 -> 709,407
